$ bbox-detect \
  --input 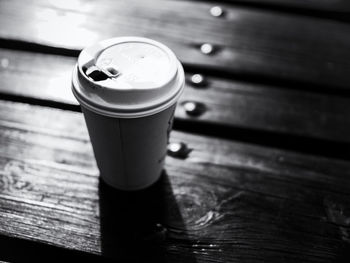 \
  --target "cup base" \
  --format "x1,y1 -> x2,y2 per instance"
99,171 -> 162,191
